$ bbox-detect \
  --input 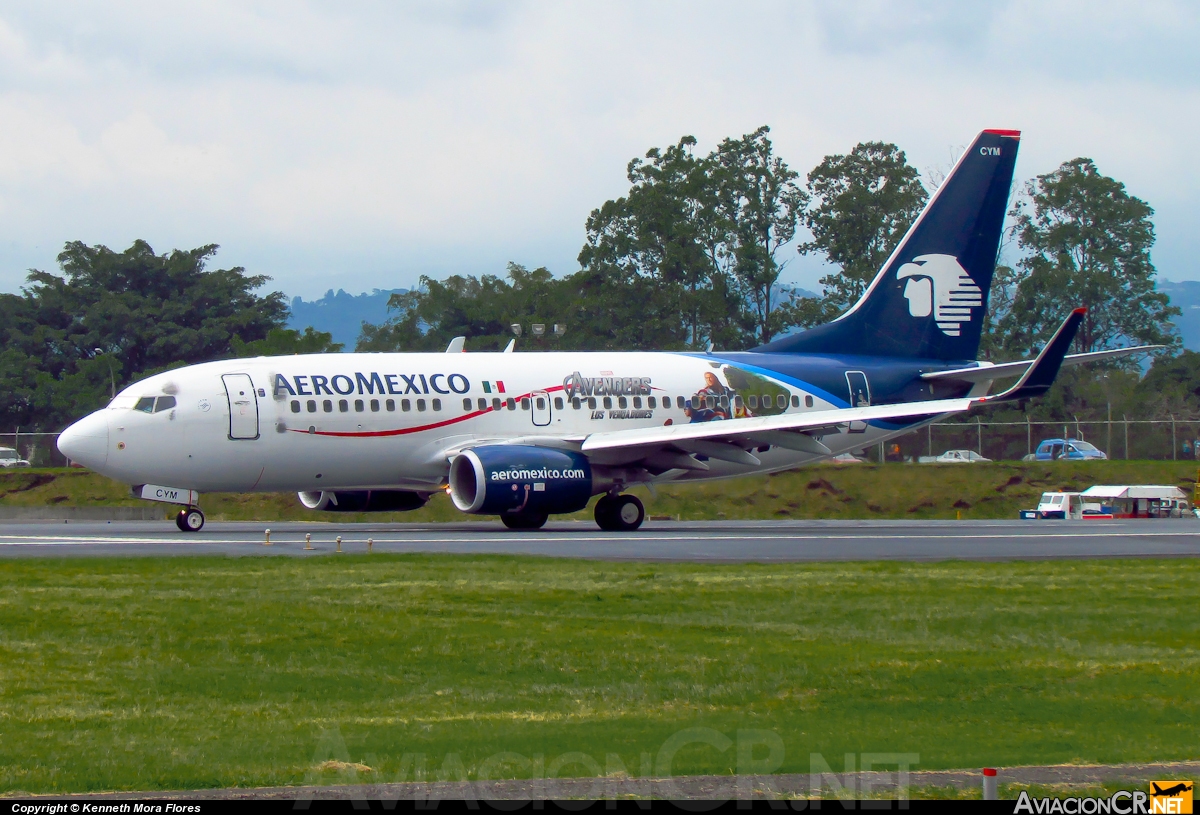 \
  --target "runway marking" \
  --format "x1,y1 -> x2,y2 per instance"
2,530 -> 1200,546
